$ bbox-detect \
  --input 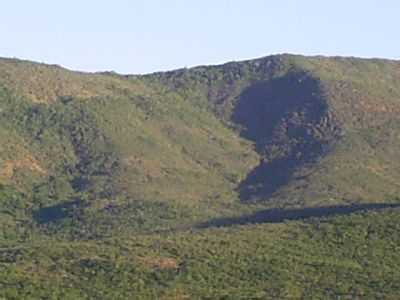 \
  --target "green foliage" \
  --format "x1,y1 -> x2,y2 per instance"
1,54 -> 400,298
1,209 -> 400,299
